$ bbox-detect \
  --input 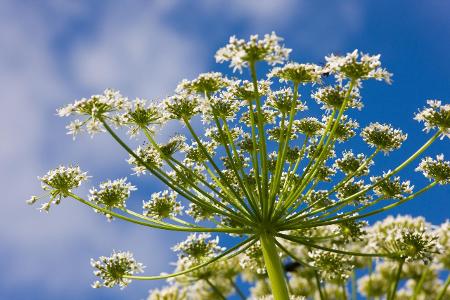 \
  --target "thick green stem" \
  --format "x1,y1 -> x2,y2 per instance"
351,270 -> 357,300
436,275 -> 450,300
260,233 -> 290,300
230,278 -> 246,300
205,278 -> 227,300
388,259 -> 404,300
412,268 -> 428,300
315,271 -> 326,300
